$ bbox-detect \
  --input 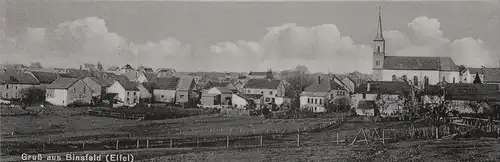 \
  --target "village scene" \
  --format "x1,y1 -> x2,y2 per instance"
1,1 -> 500,161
